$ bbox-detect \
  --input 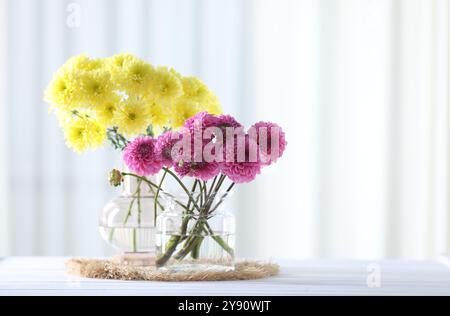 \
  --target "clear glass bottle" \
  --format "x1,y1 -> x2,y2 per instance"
155,193 -> 235,272
99,173 -> 161,266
